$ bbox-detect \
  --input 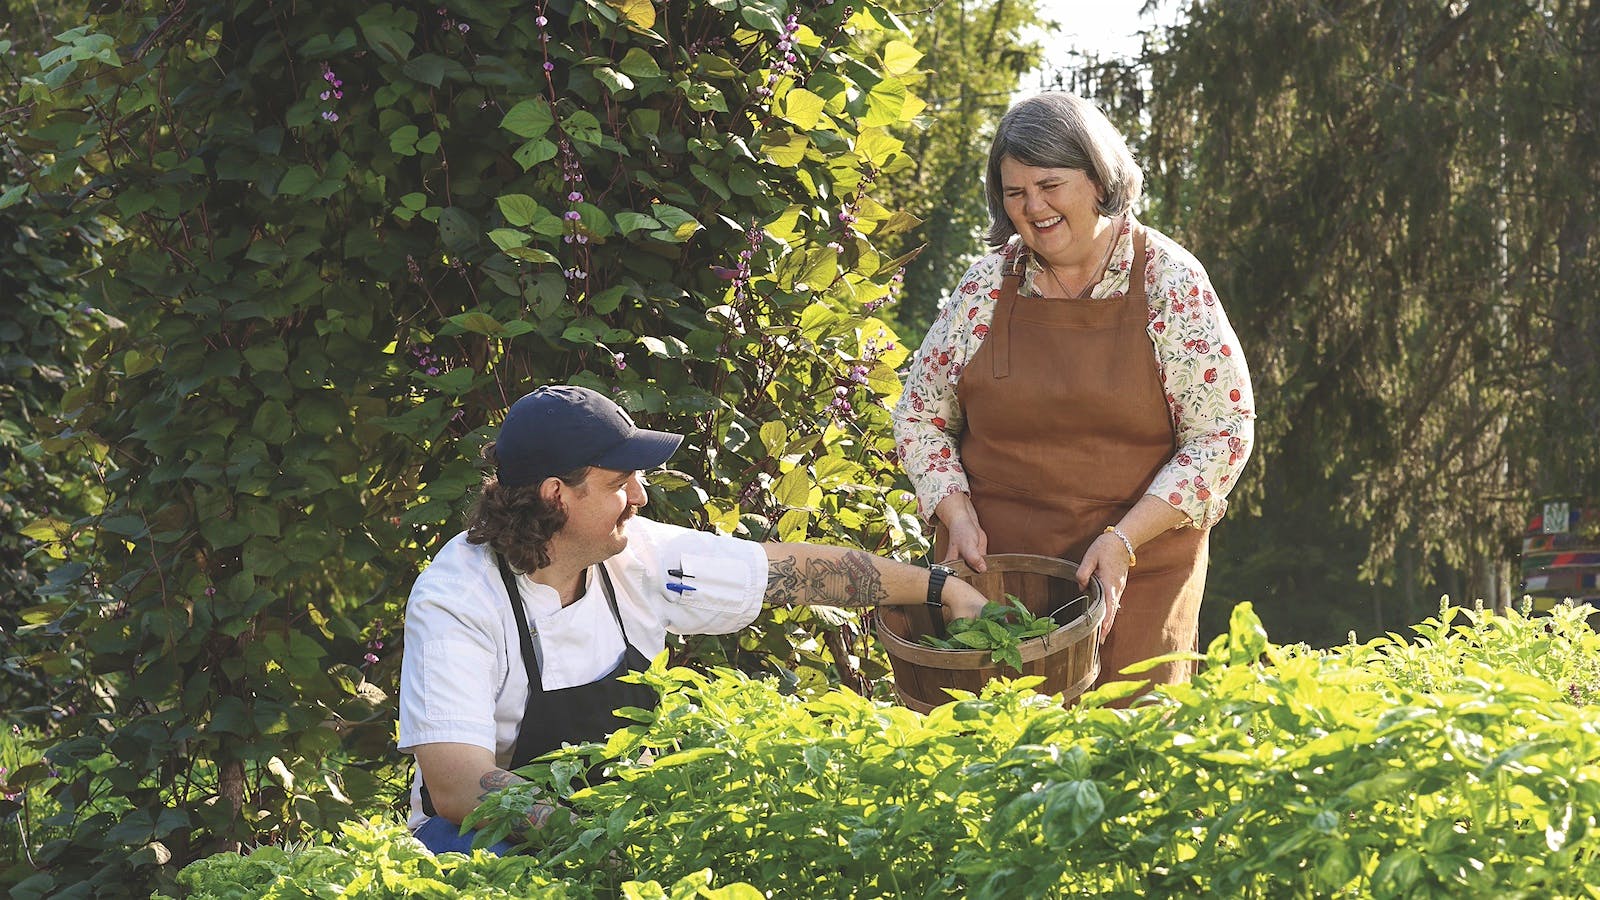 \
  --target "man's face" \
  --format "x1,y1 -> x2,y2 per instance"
555,467 -> 647,566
